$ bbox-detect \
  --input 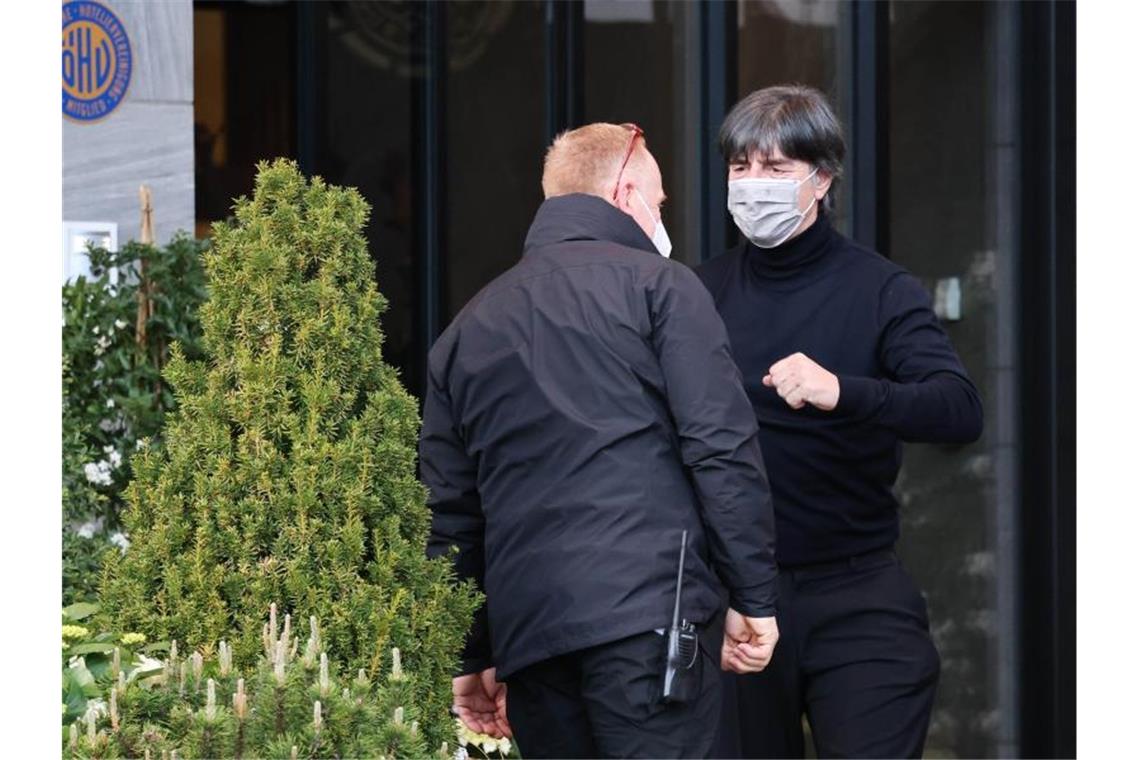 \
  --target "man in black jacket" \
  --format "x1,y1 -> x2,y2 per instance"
698,85 -> 984,758
421,123 -> 780,758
